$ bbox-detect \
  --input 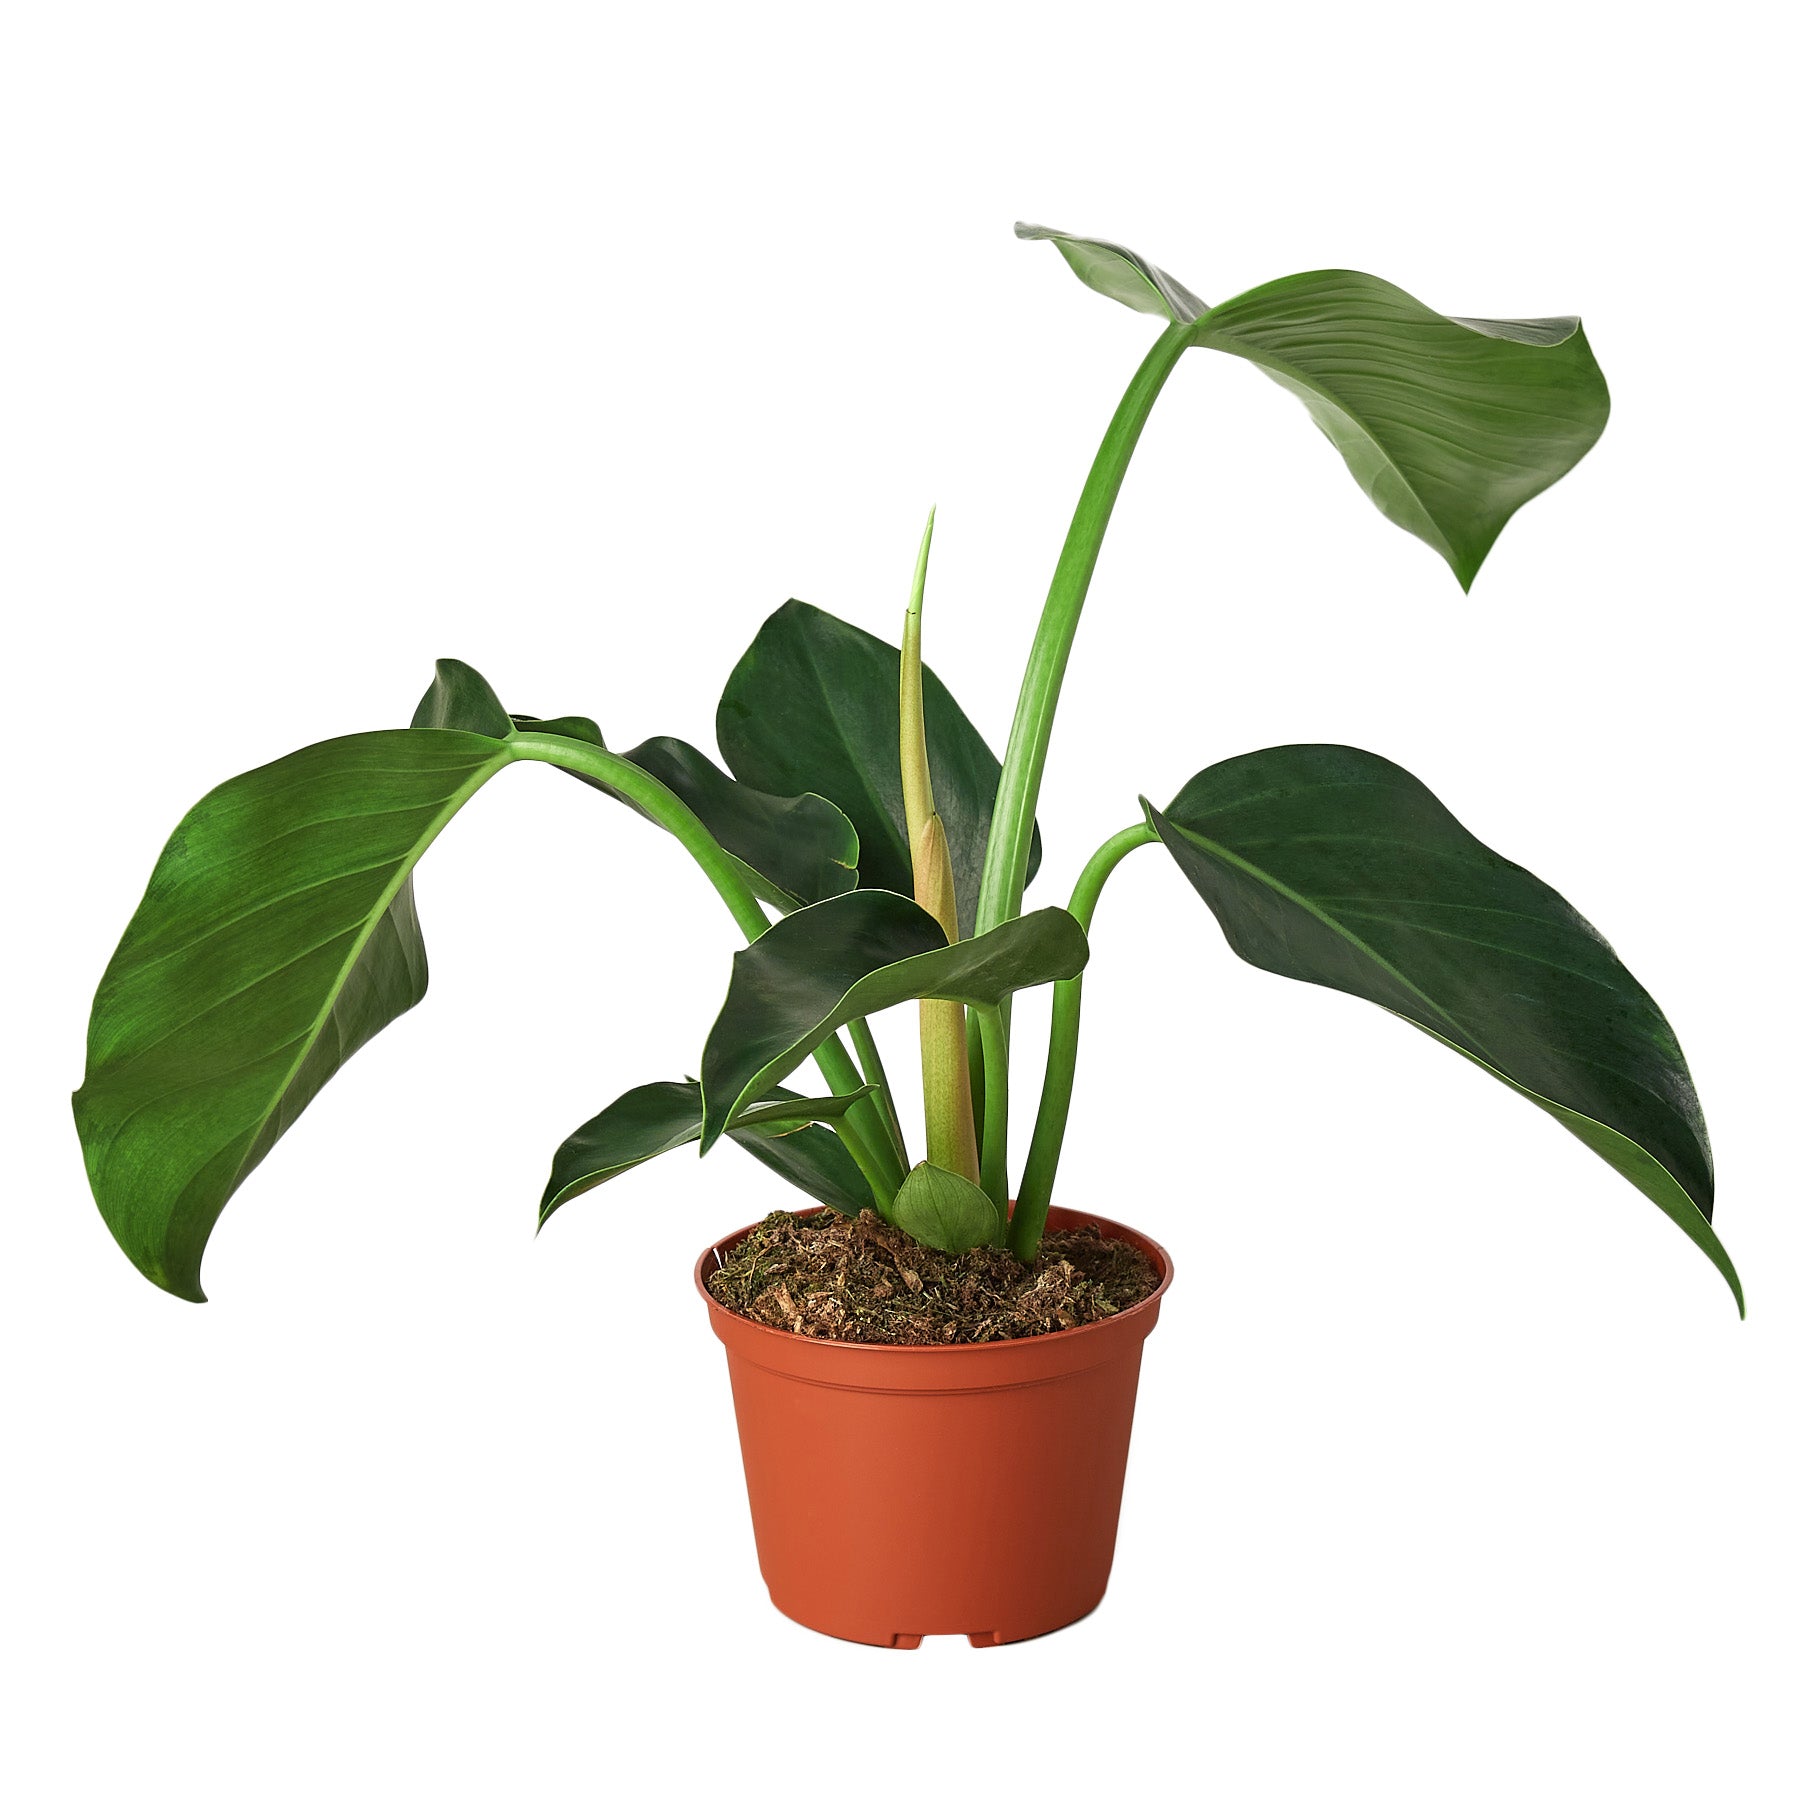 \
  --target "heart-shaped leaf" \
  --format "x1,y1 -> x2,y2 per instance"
414,664 -> 859,912
1145,744 -> 1739,1311
893,1160 -> 1001,1254
701,890 -> 1089,1150
74,728 -> 516,1300
540,1080 -> 873,1226
716,600 -> 1042,937
1019,224 -> 1609,589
